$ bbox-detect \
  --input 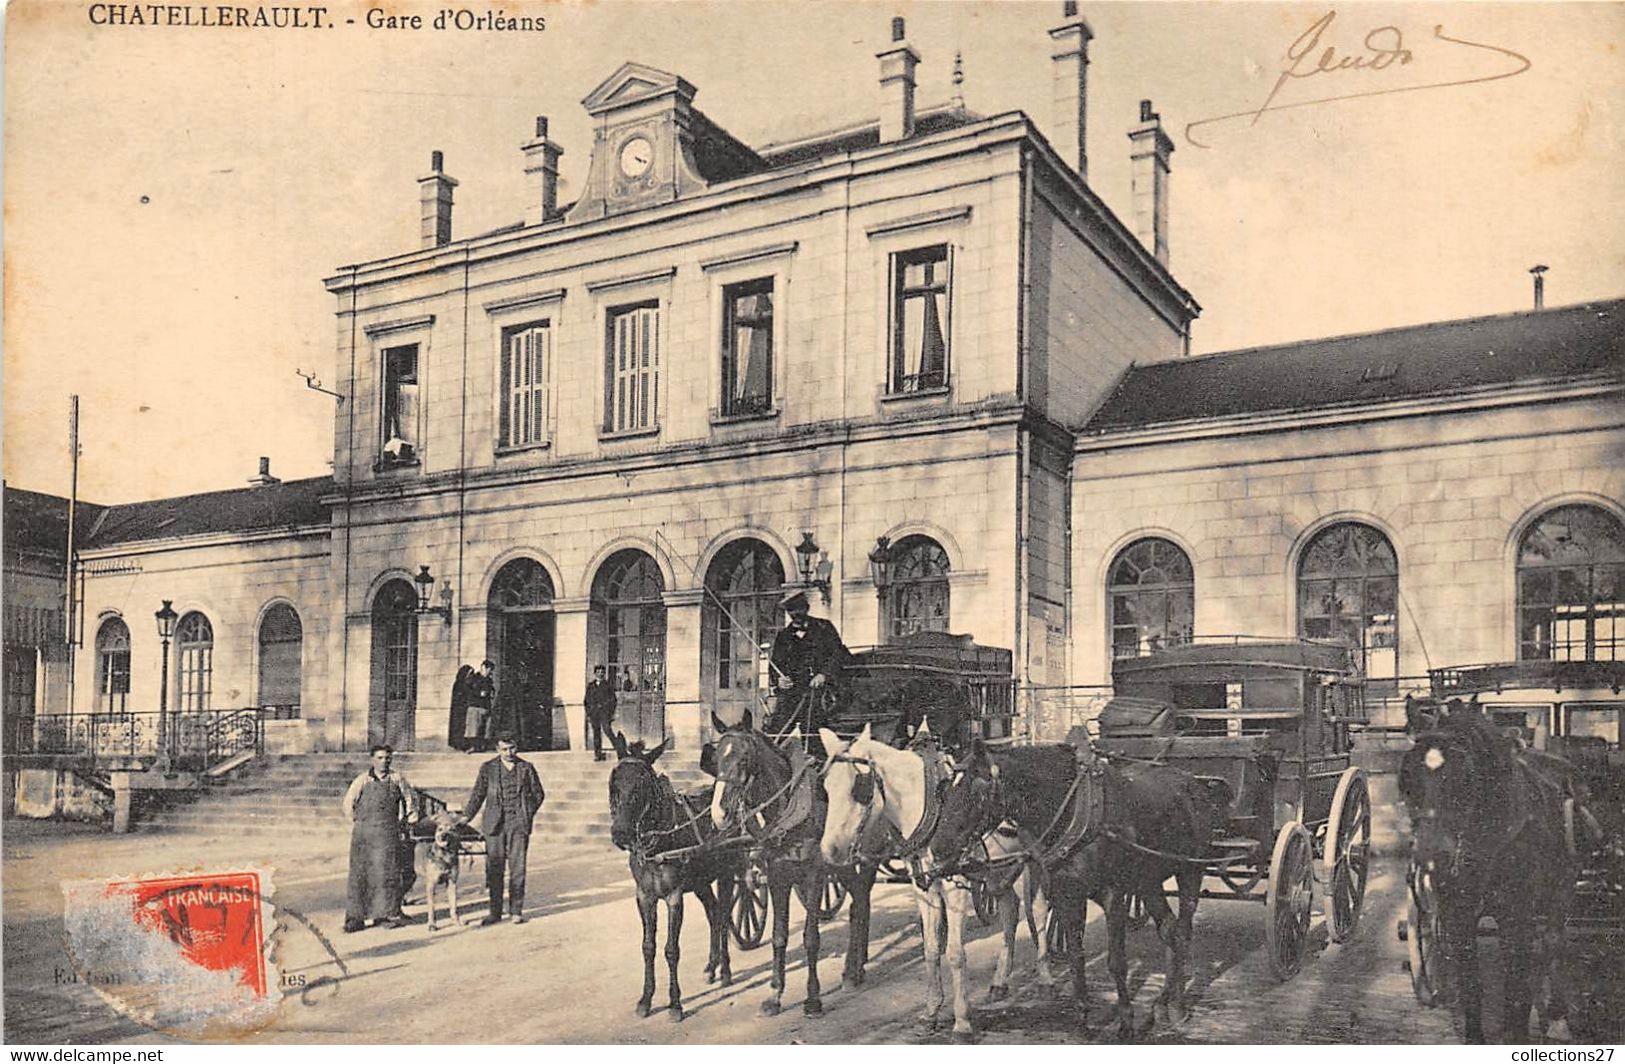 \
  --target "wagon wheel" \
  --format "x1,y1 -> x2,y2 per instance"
817,877 -> 848,922
1400,869 -> 1451,1007
1264,821 -> 1314,980
730,864 -> 769,950
1322,767 -> 1371,944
